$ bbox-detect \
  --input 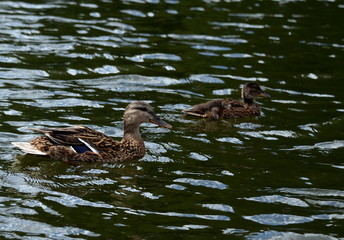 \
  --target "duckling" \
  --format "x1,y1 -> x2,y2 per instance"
183,82 -> 270,119
12,101 -> 172,162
